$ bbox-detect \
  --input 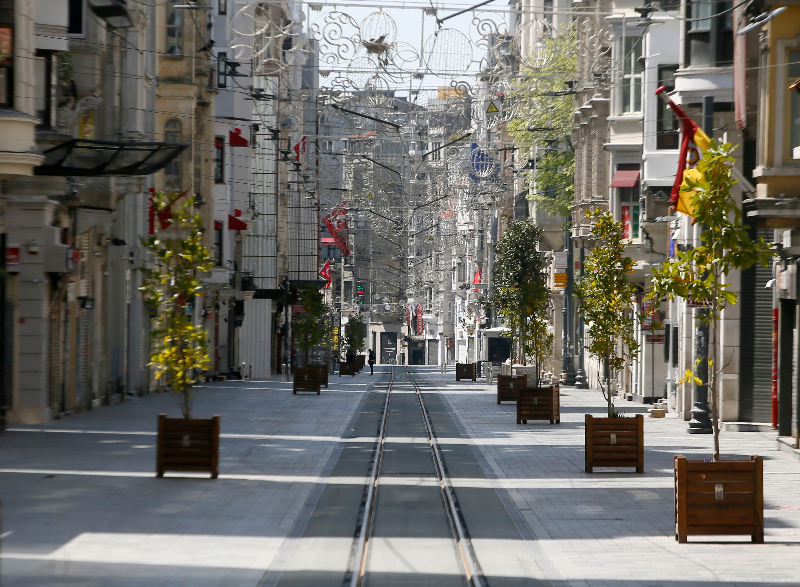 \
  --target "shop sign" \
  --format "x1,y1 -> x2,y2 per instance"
554,272 -> 567,287
5,245 -> 19,267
